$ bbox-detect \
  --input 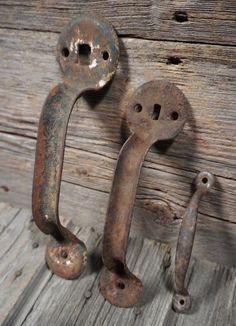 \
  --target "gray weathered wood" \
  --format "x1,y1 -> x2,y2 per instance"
20,238 -> 236,326
0,207 -> 50,325
0,0 -> 235,45
0,206 -> 235,325
0,28 -> 236,266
